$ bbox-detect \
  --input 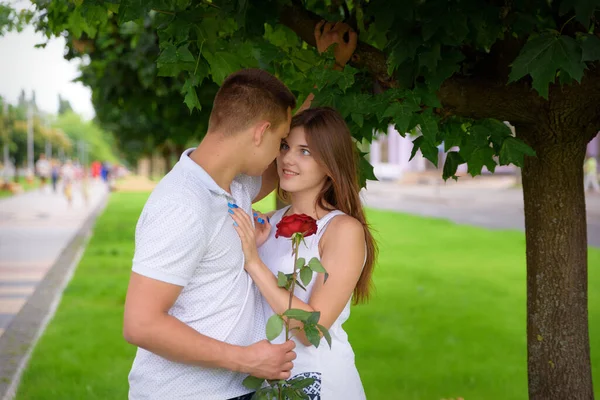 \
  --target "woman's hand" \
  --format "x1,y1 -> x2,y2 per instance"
314,20 -> 358,68
252,209 -> 272,248
228,206 -> 271,269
